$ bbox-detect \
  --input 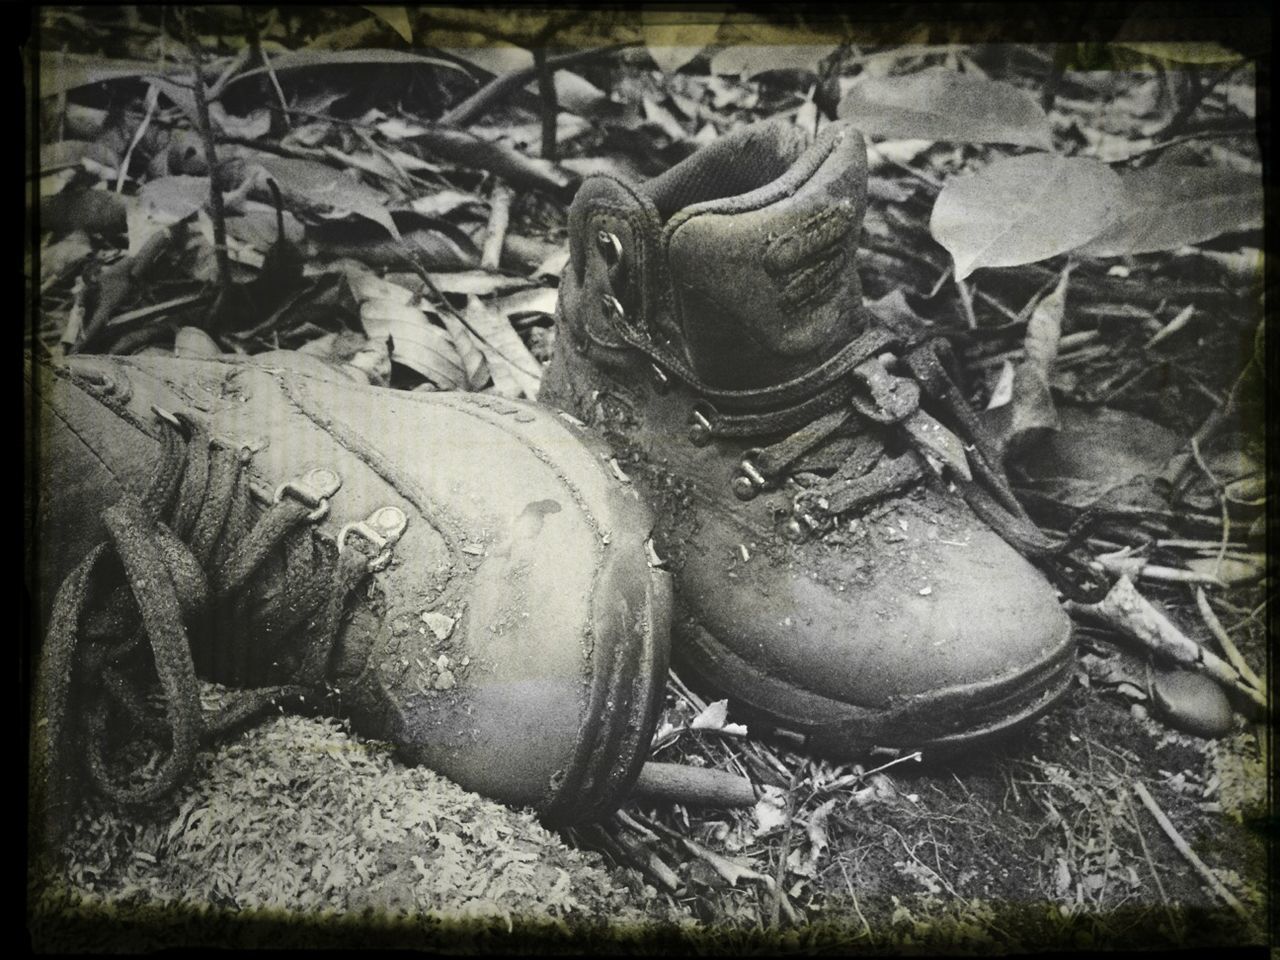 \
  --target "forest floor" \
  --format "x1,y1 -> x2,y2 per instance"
26,7 -> 1270,953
